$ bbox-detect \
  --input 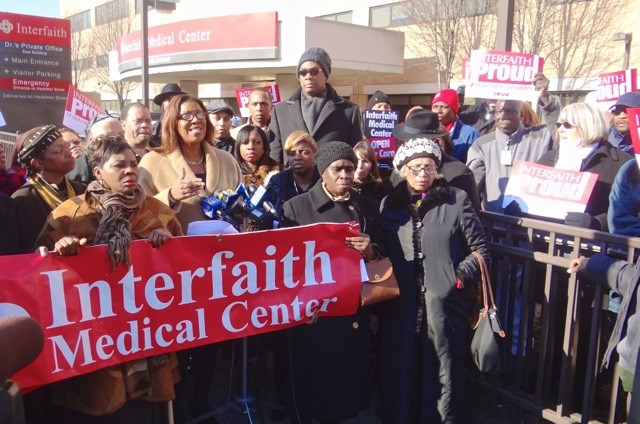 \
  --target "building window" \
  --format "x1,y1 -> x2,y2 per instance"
370,2 -> 411,28
318,11 -> 353,23
96,54 -> 109,68
95,0 -> 130,26
73,57 -> 93,70
69,10 -> 90,32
